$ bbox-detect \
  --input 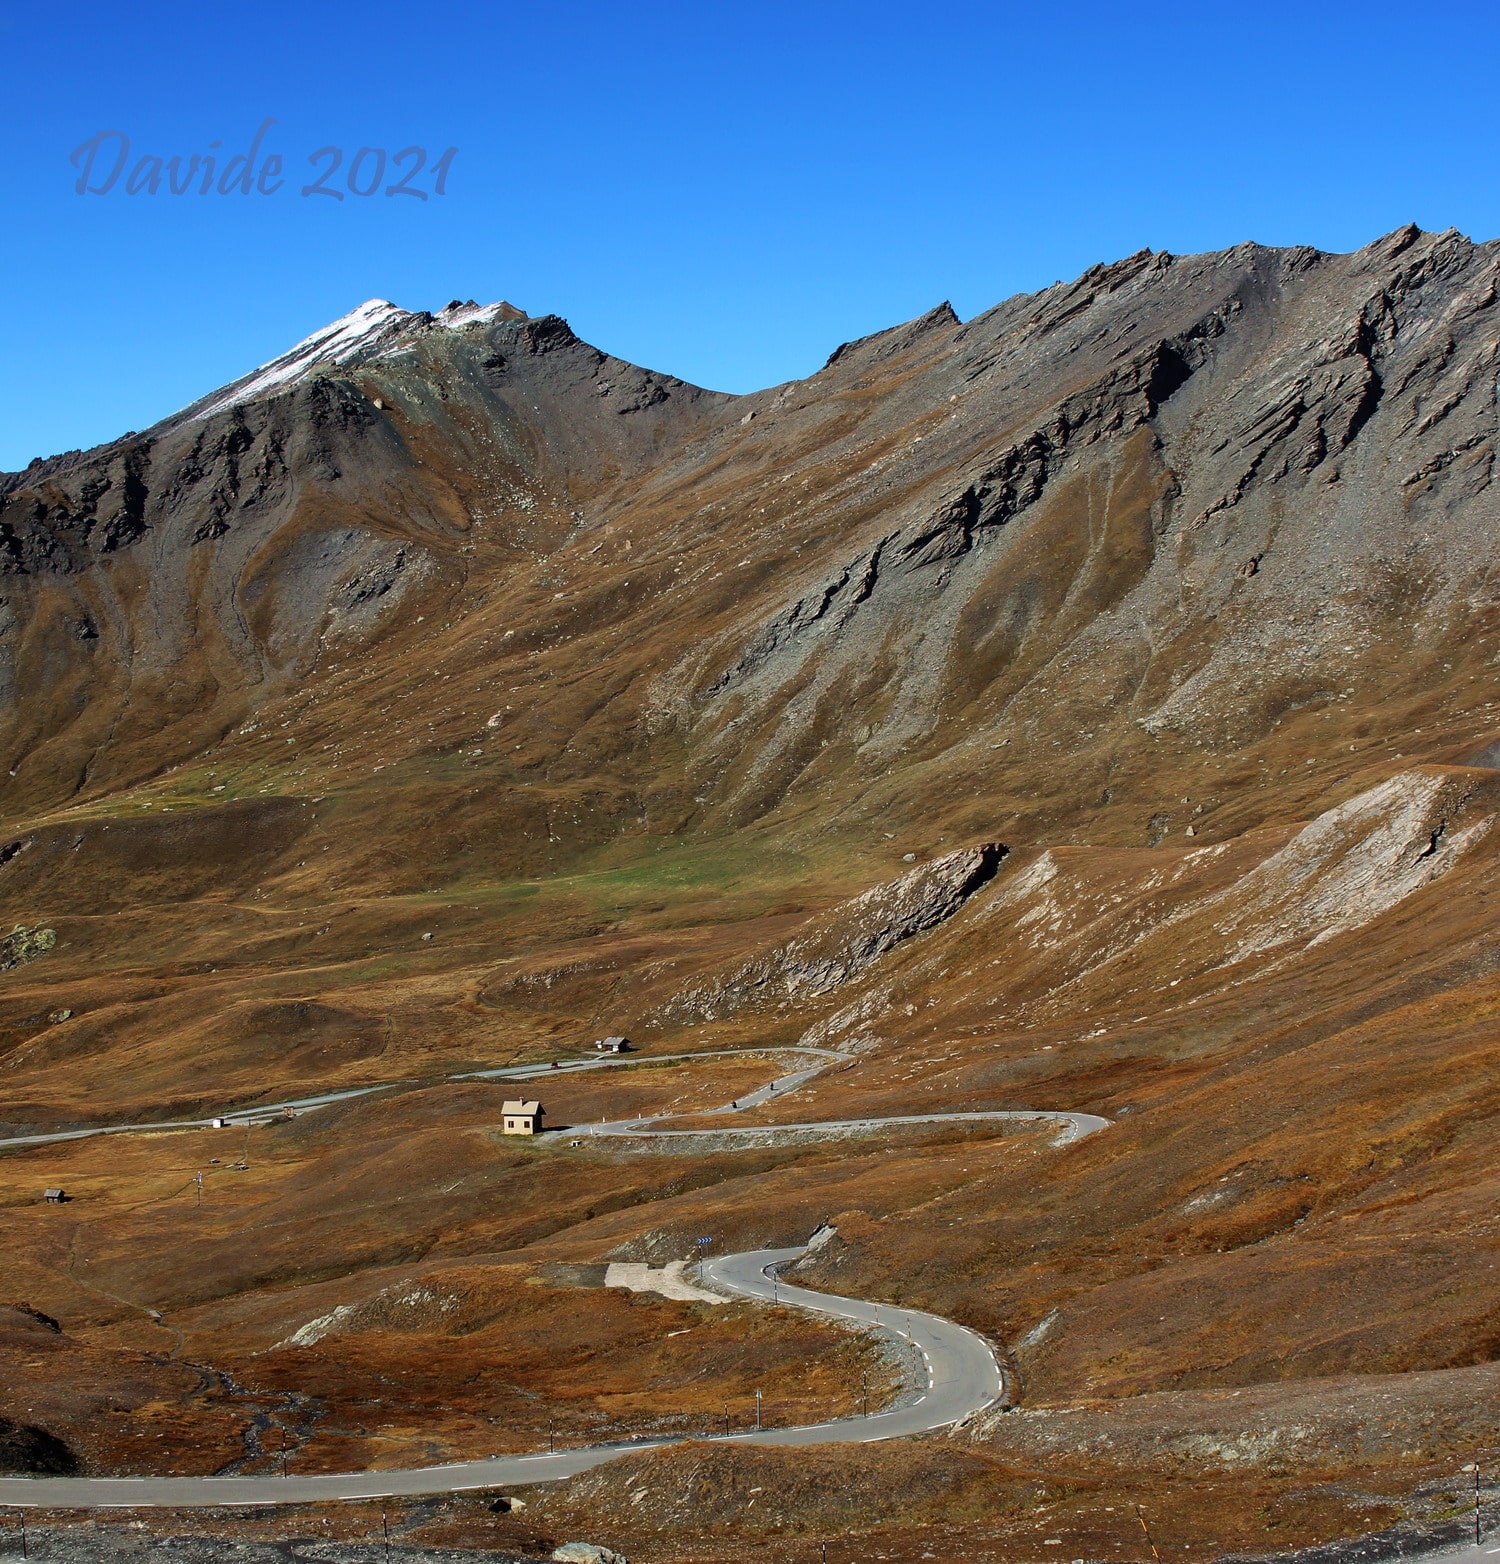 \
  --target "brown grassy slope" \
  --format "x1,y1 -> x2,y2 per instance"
2,229 -> 1500,1530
